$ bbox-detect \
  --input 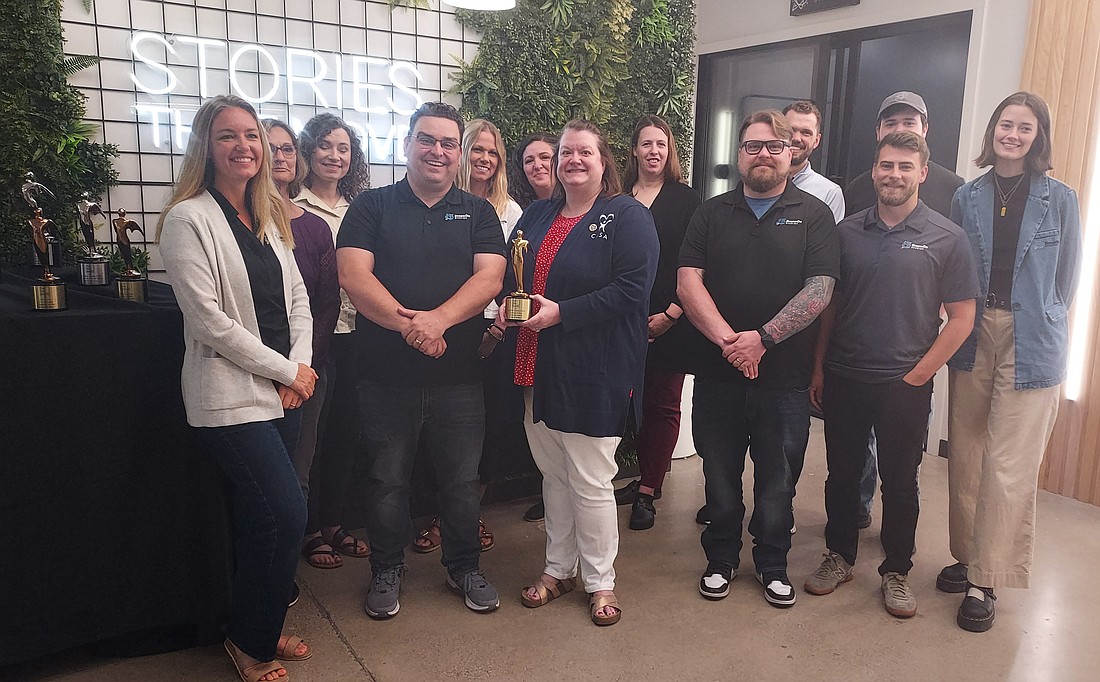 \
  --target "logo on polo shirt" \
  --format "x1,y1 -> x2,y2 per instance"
901,241 -> 929,251
445,213 -> 471,221
775,218 -> 803,226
